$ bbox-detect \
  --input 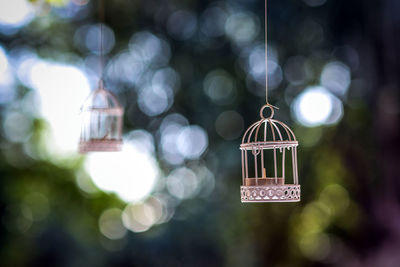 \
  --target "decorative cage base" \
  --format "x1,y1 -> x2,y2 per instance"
79,139 -> 122,153
241,185 -> 300,203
